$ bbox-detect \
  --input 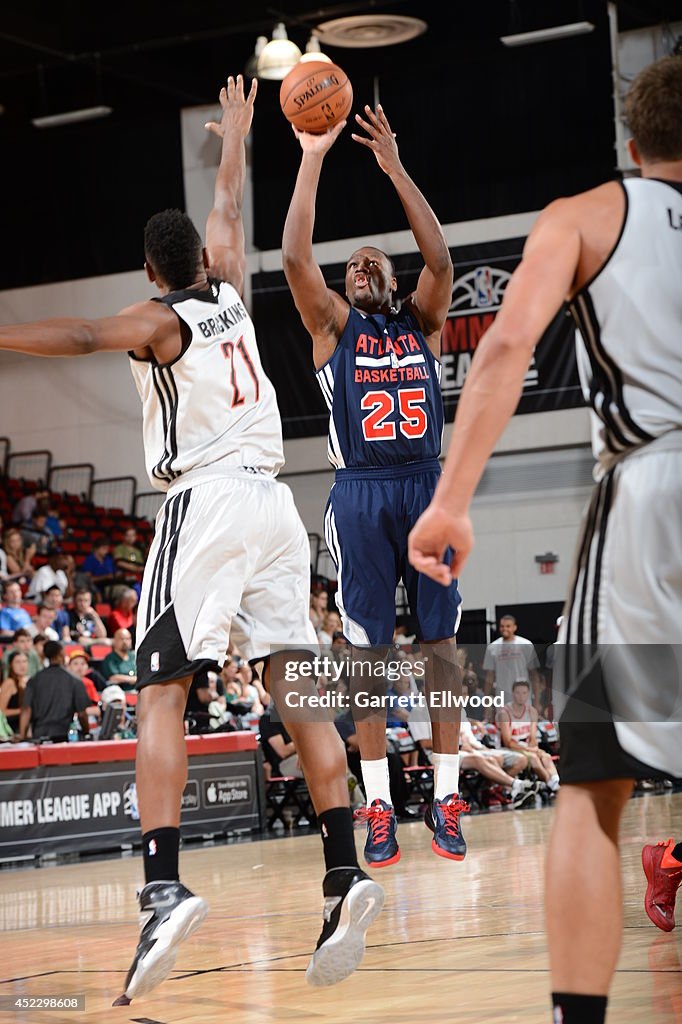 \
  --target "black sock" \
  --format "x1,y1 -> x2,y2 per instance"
672,841 -> 682,862
142,827 -> 180,883
552,993 -> 607,1024
319,807 -> 359,872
